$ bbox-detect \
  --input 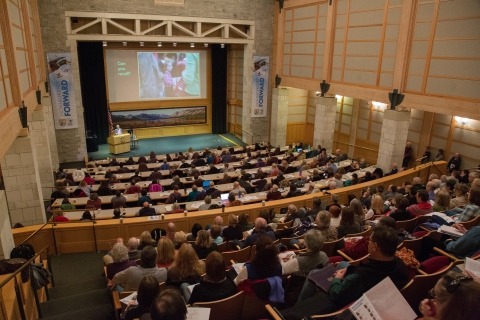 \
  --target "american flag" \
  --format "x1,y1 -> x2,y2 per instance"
107,107 -> 113,133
